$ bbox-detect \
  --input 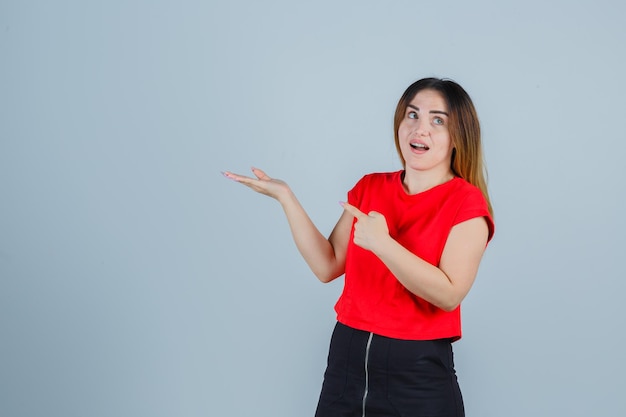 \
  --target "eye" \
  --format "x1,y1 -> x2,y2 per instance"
407,111 -> 418,119
433,117 -> 444,126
